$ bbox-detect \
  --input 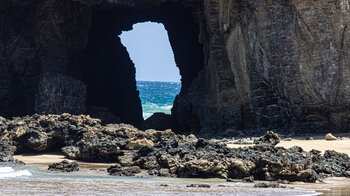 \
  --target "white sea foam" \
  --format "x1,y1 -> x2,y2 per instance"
0,167 -> 14,173
0,167 -> 31,178
160,105 -> 172,110
142,103 -> 173,119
